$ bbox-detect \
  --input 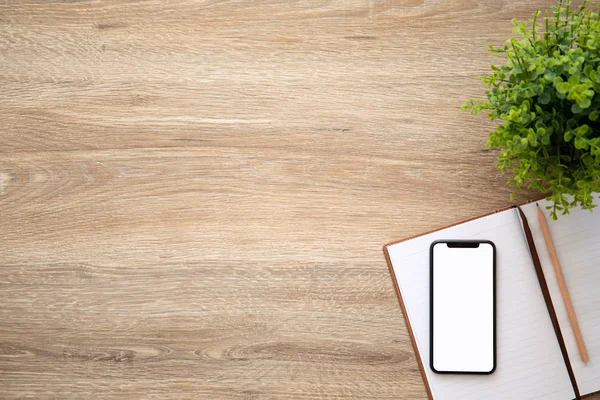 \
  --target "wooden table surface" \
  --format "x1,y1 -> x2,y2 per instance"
2,0 -> 596,399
